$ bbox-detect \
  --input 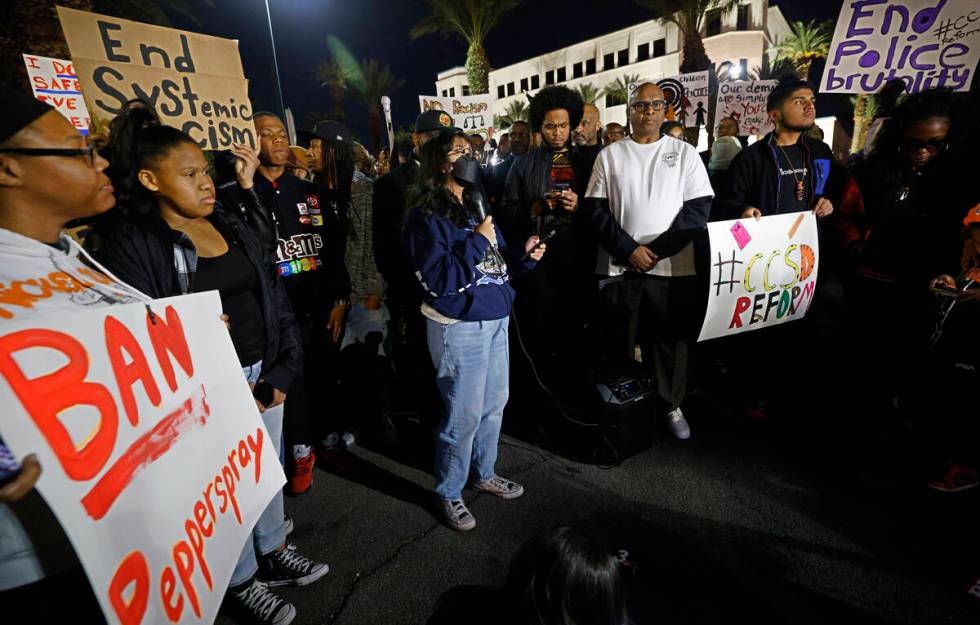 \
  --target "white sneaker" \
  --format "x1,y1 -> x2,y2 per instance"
667,408 -> 691,440
340,431 -> 355,449
321,432 -> 340,450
